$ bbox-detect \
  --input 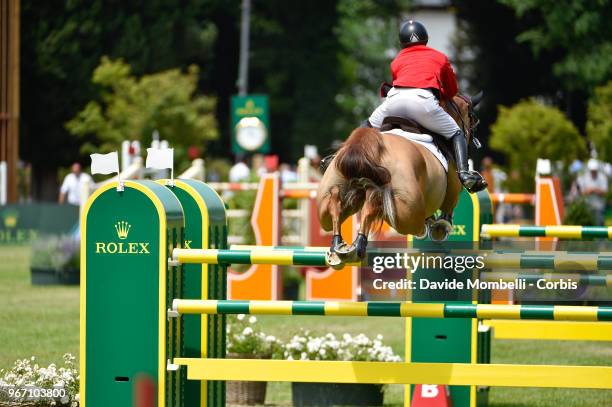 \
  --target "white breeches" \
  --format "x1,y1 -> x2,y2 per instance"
368,87 -> 460,139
